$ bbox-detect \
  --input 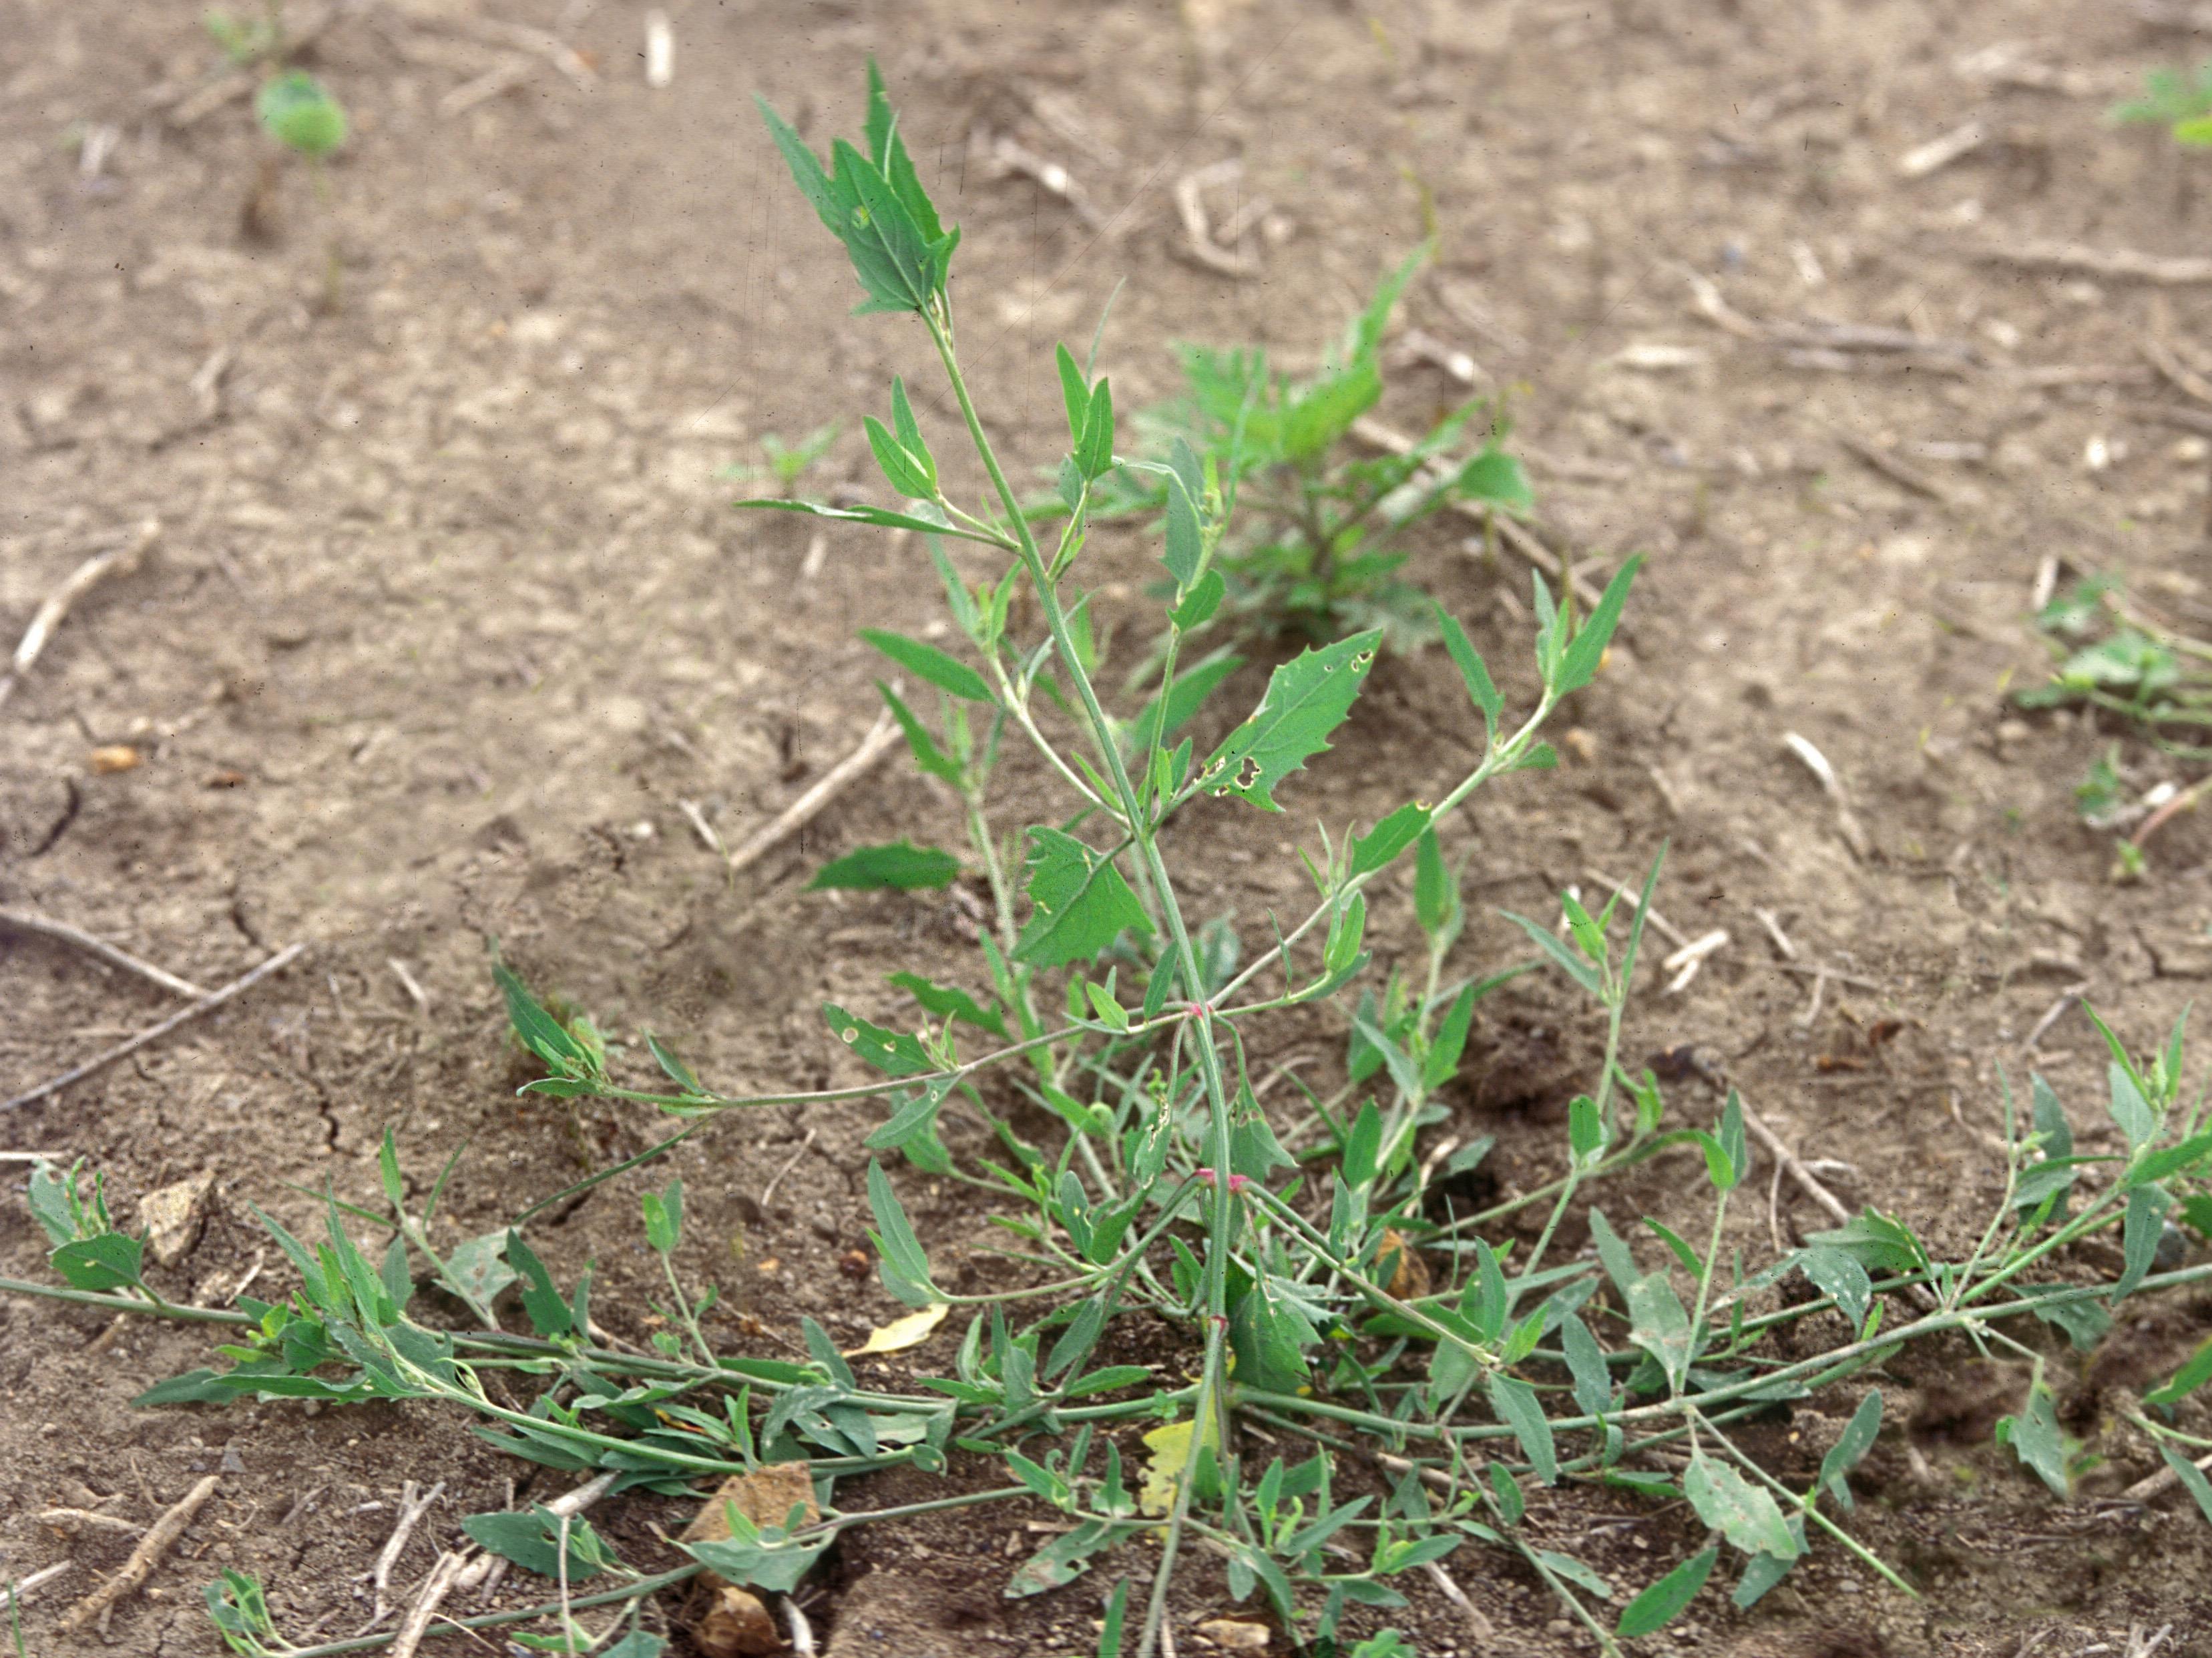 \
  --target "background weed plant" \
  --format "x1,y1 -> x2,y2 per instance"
7,64 -> 2212,1658
2114,60 -> 2212,148
1058,244 -> 1535,662
2024,572 -> 2212,875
